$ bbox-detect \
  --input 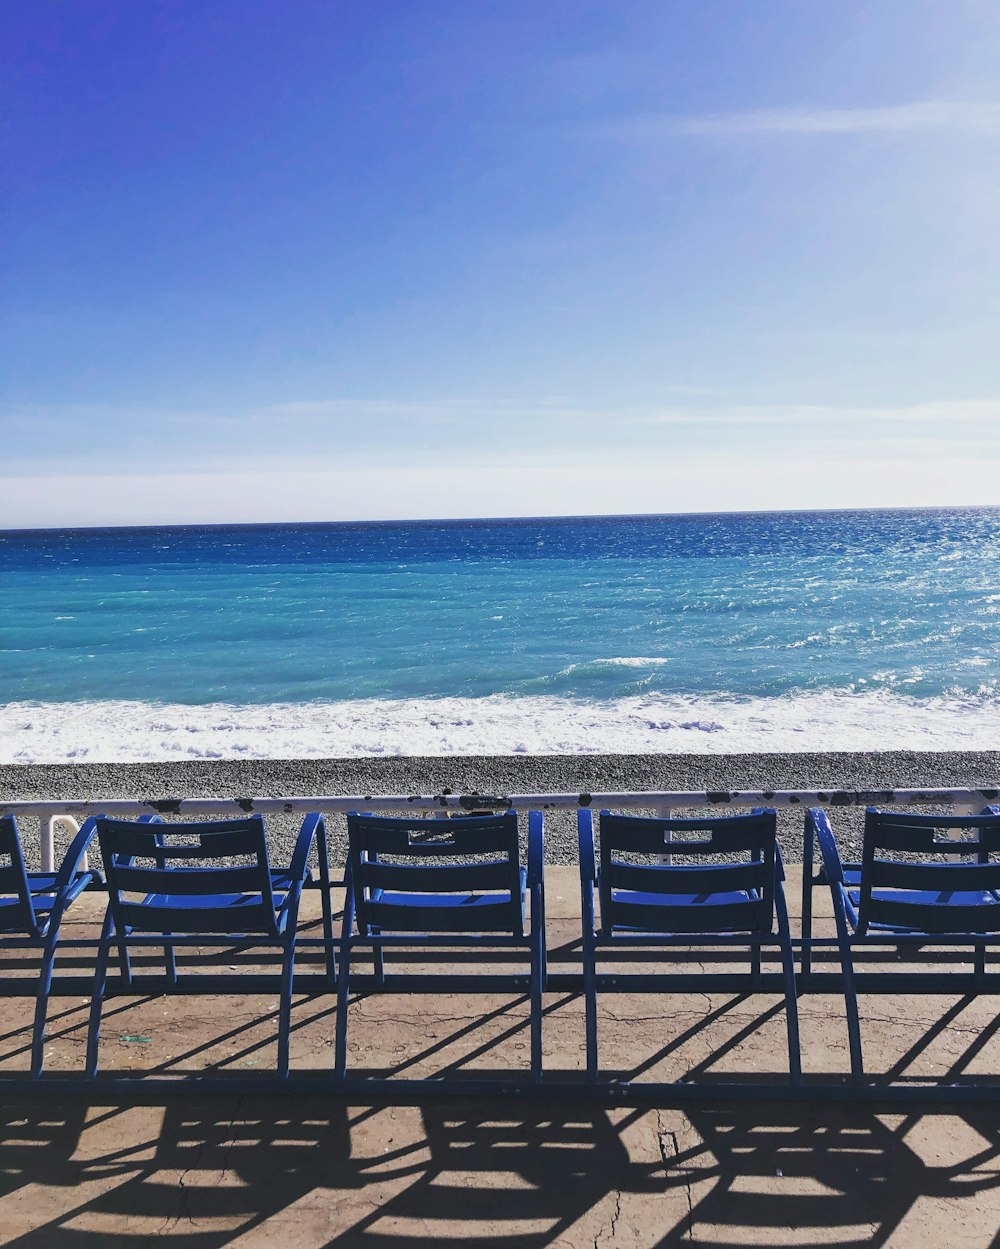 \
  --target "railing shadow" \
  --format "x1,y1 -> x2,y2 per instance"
1,1096 -> 999,1247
